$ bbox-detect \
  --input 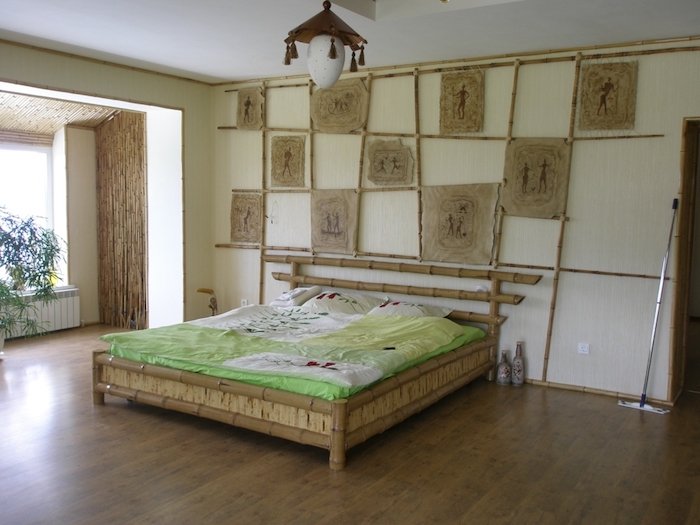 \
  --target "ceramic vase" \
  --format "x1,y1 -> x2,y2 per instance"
511,341 -> 524,387
495,350 -> 511,385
